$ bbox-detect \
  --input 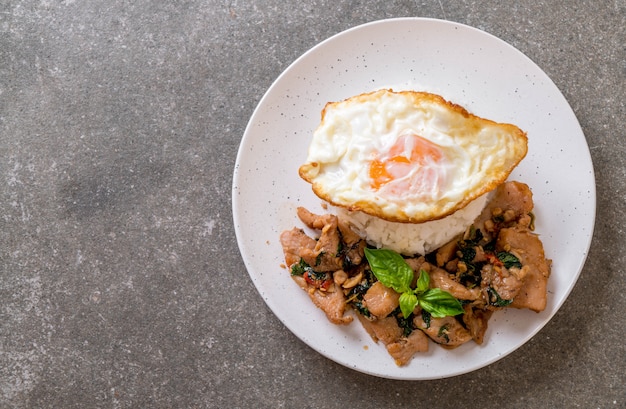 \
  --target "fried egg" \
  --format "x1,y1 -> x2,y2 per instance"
299,89 -> 528,223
